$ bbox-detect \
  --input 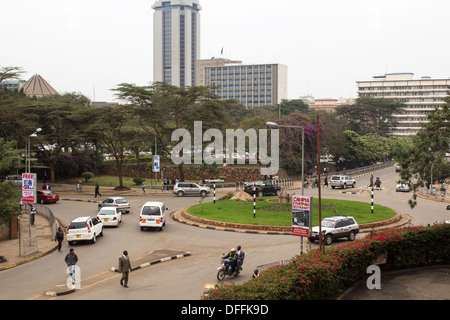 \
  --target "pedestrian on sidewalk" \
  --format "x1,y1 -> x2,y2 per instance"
119,250 -> 132,288
30,205 -> 36,226
55,226 -> 64,251
64,248 -> 78,284
142,180 -> 146,193
95,183 -> 102,198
